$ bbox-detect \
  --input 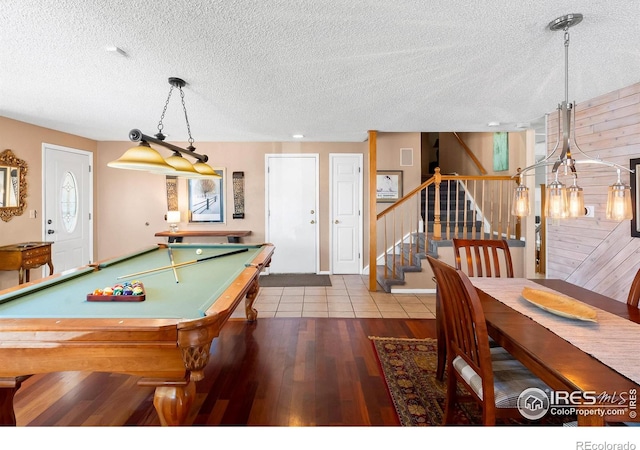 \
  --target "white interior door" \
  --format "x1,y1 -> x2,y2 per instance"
266,154 -> 318,273
43,144 -> 93,272
330,154 -> 362,274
